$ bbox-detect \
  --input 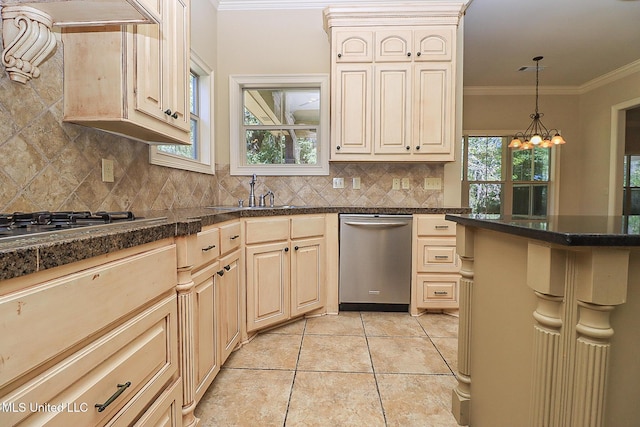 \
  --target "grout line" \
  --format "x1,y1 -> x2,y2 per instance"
361,311 -> 389,427
282,318 -> 307,426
